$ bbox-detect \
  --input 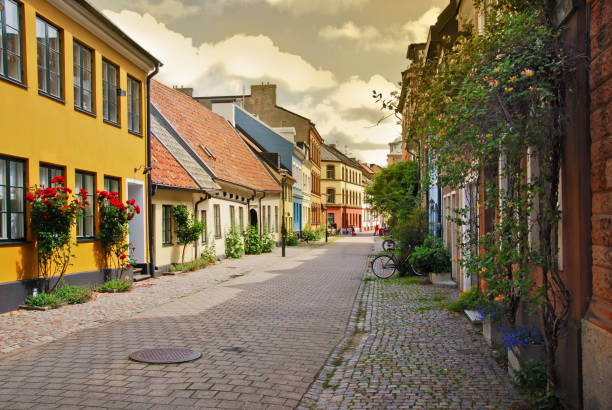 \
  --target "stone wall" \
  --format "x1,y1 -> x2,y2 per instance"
583,0 -> 612,408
